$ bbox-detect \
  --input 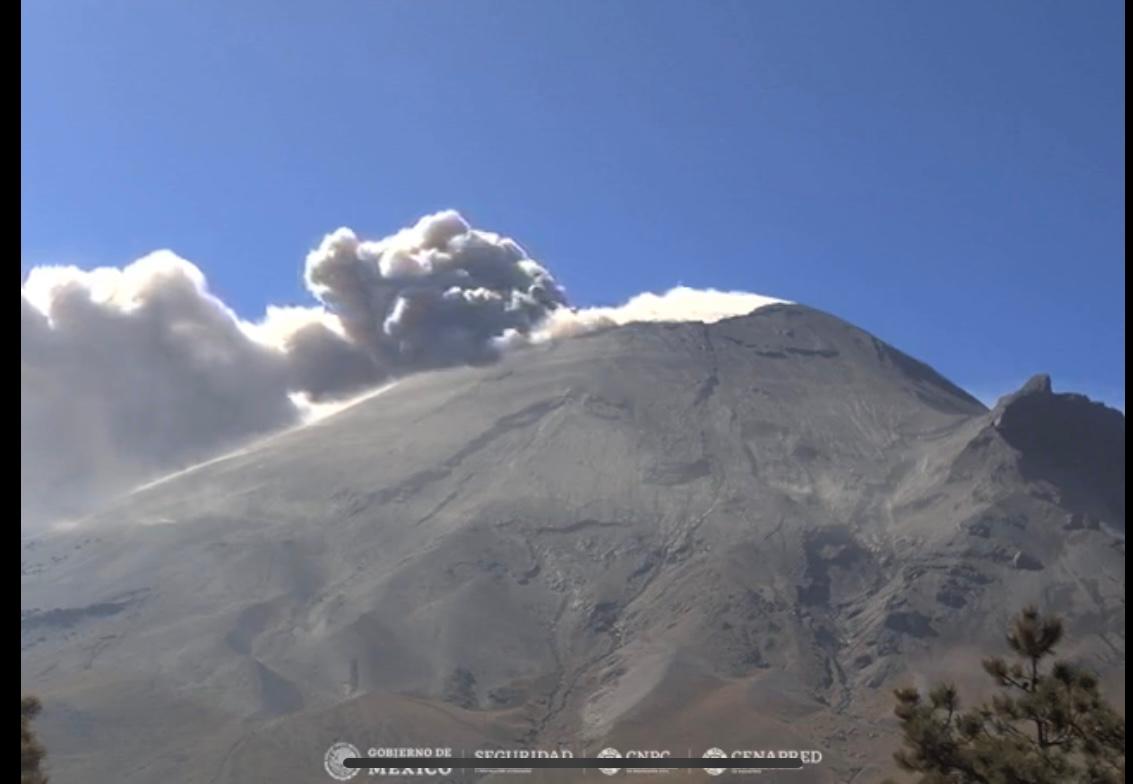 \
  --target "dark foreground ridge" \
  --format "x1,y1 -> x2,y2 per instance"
21,304 -> 1125,784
